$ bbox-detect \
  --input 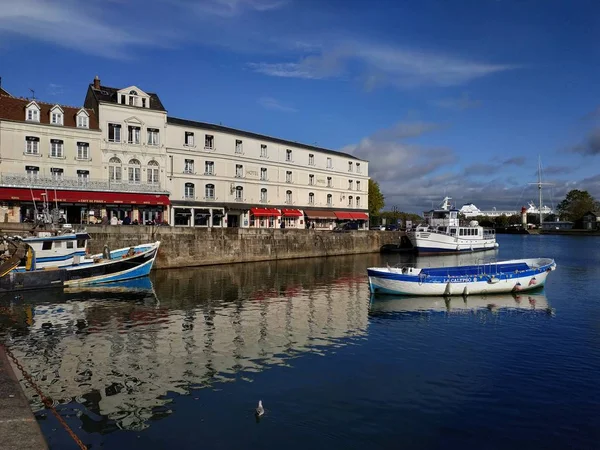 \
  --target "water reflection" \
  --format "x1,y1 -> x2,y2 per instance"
0,257 -> 372,433
369,291 -> 551,316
